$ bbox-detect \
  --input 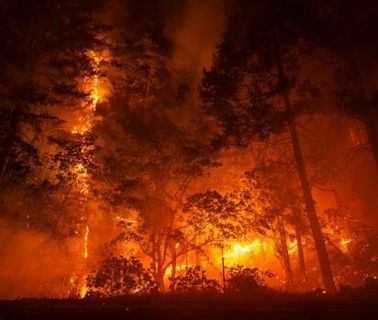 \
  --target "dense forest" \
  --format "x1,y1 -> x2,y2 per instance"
0,0 -> 378,300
